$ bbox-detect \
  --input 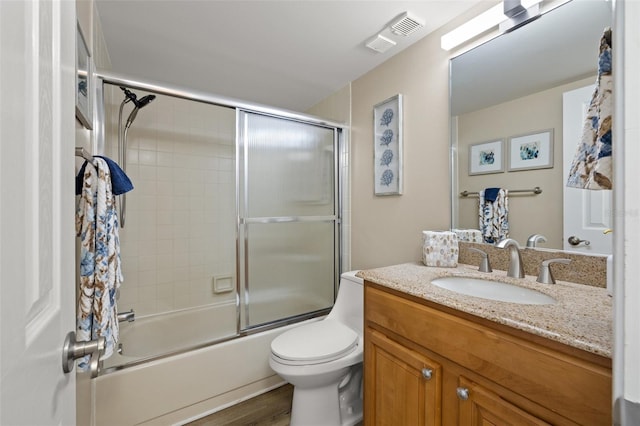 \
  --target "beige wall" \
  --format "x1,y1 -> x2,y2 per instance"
349,22 -> 467,270
456,76 -> 594,249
